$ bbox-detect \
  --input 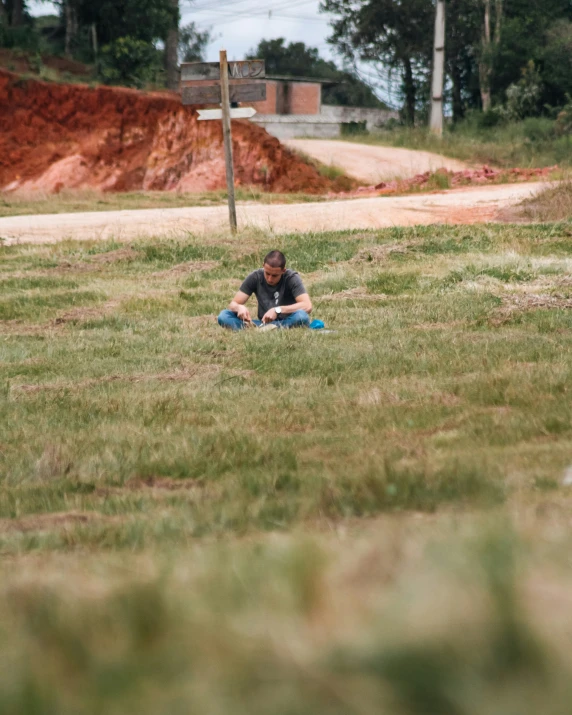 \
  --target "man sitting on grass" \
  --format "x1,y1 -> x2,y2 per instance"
218,250 -> 312,331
